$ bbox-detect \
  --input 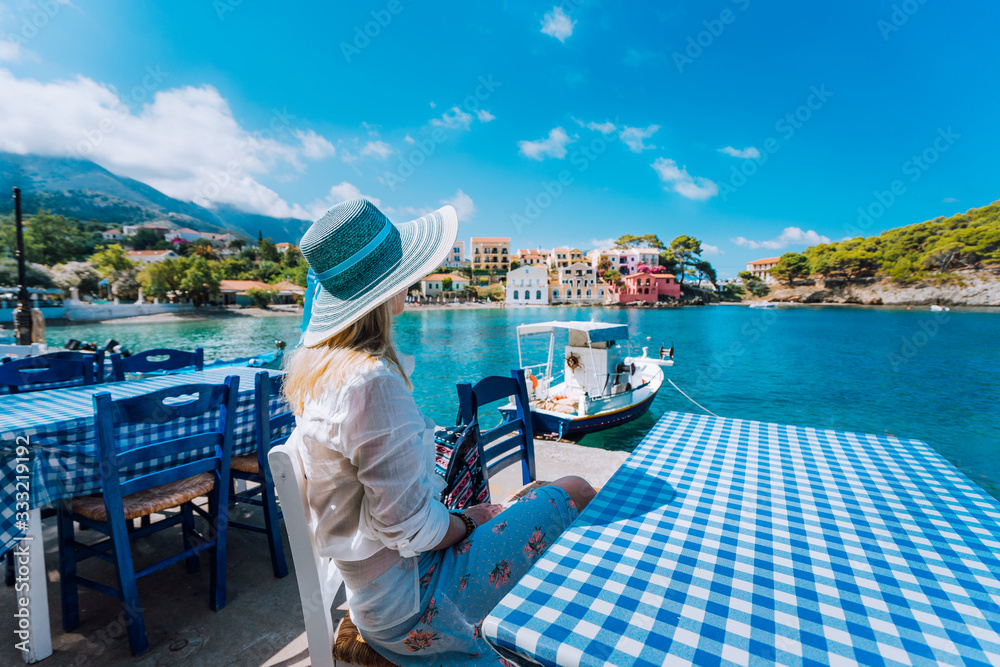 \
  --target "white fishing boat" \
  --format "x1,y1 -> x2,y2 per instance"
930,304 -> 950,312
748,301 -> 776,309
501,321 -> 668,438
